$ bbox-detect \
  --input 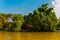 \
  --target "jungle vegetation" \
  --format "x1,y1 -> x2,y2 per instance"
0,3 -> 59,32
